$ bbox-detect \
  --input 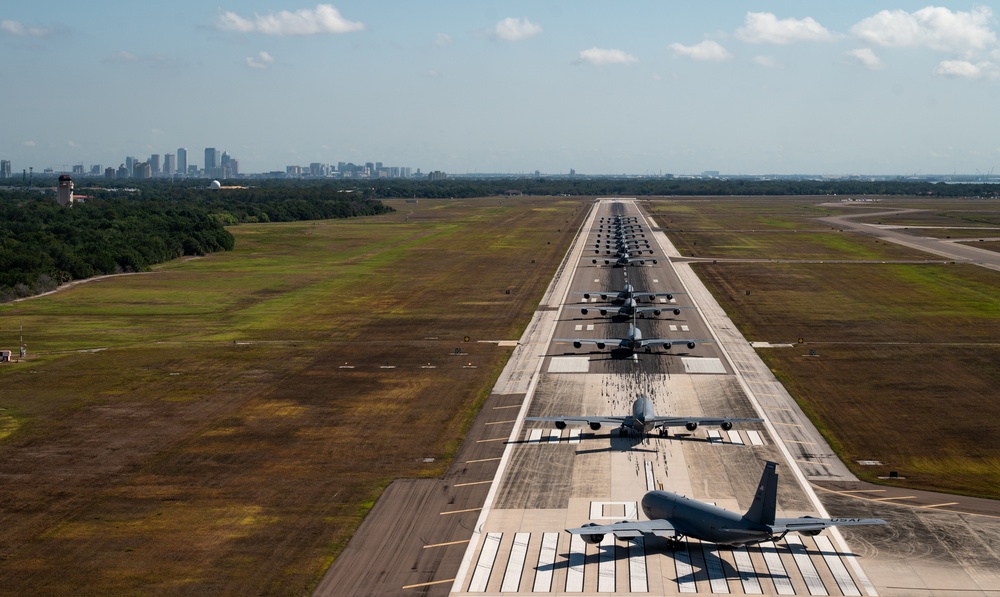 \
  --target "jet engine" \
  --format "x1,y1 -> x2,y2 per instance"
672,308 -> 681,316
592,259 -> 598,264
686,342 -> 696,350
721,421 -> 733,431
596,343 -> 606,349
685,422 -> 699,431
580,308 -> 589,315
555,421 -> 567,430
652,310 -> 661,316
583,293 -> 591,299
589,422 -> 602,431
665,293 -> 673,300
598,309 -> 608,316
652,259 -> 659,264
